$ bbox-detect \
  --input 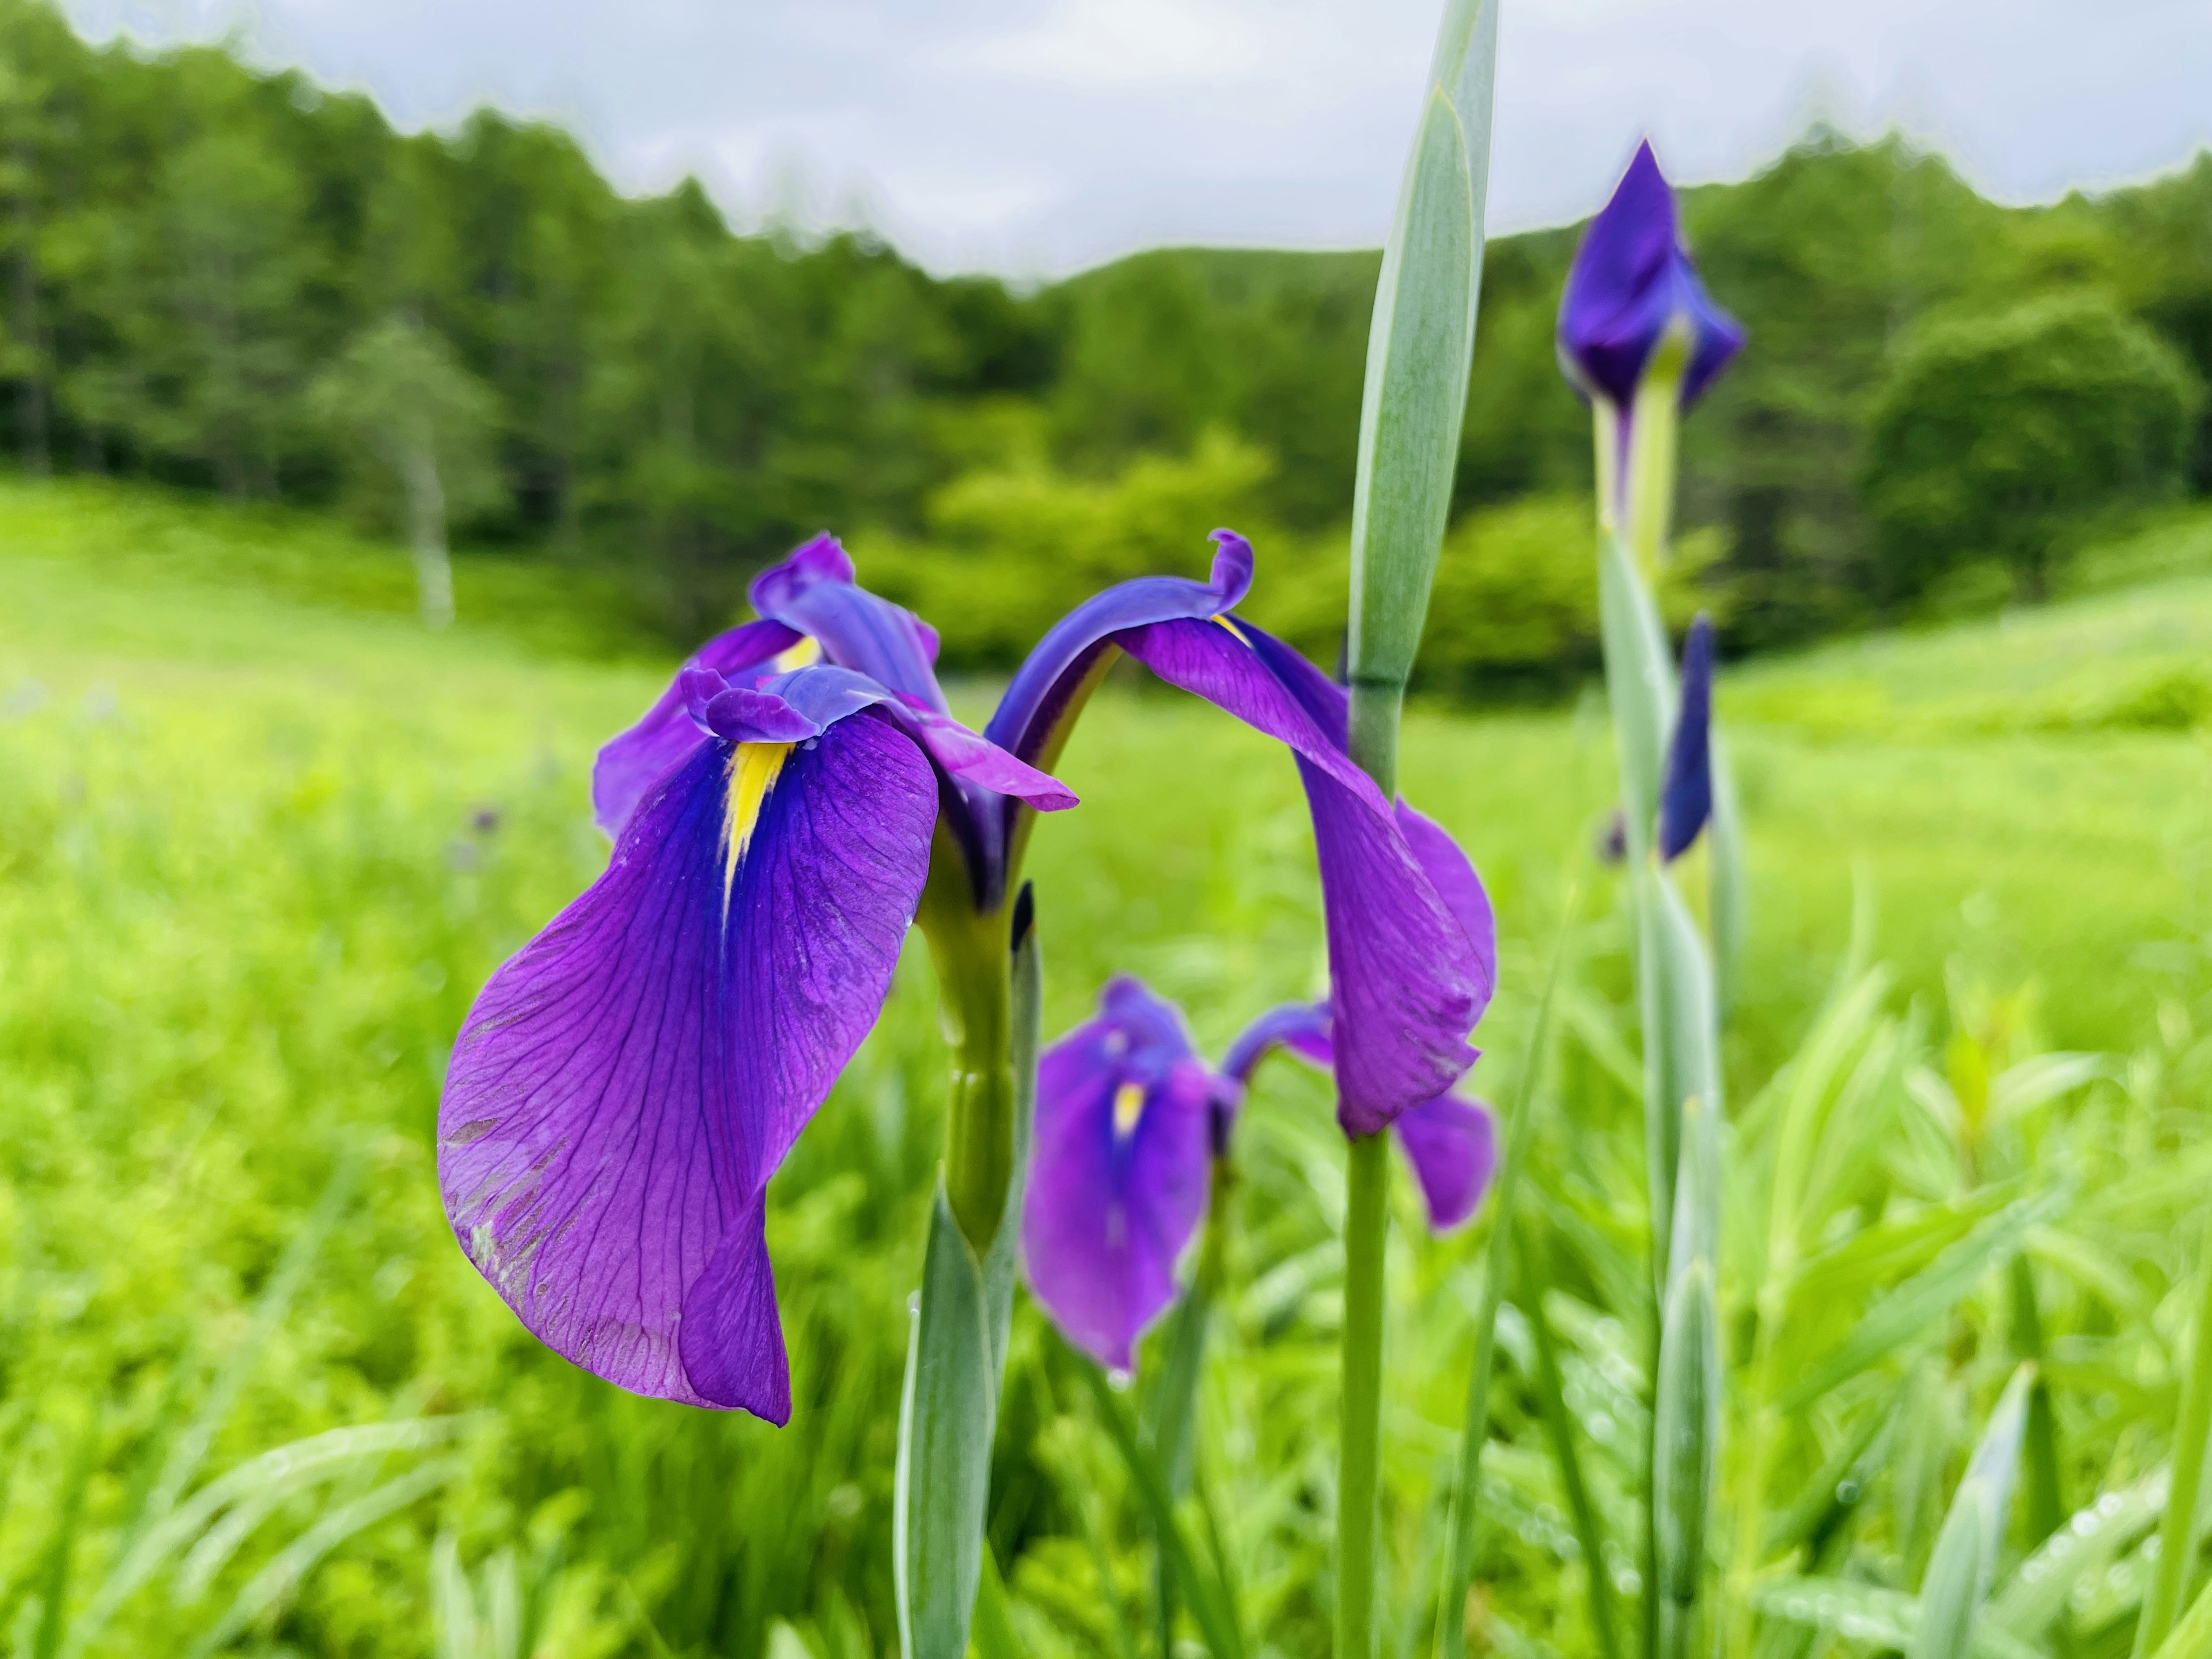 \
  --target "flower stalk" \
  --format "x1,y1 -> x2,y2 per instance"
921,846 -> 1020,1252
1558,139 -> 1742,1659
1338,0 -> 1497,1646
